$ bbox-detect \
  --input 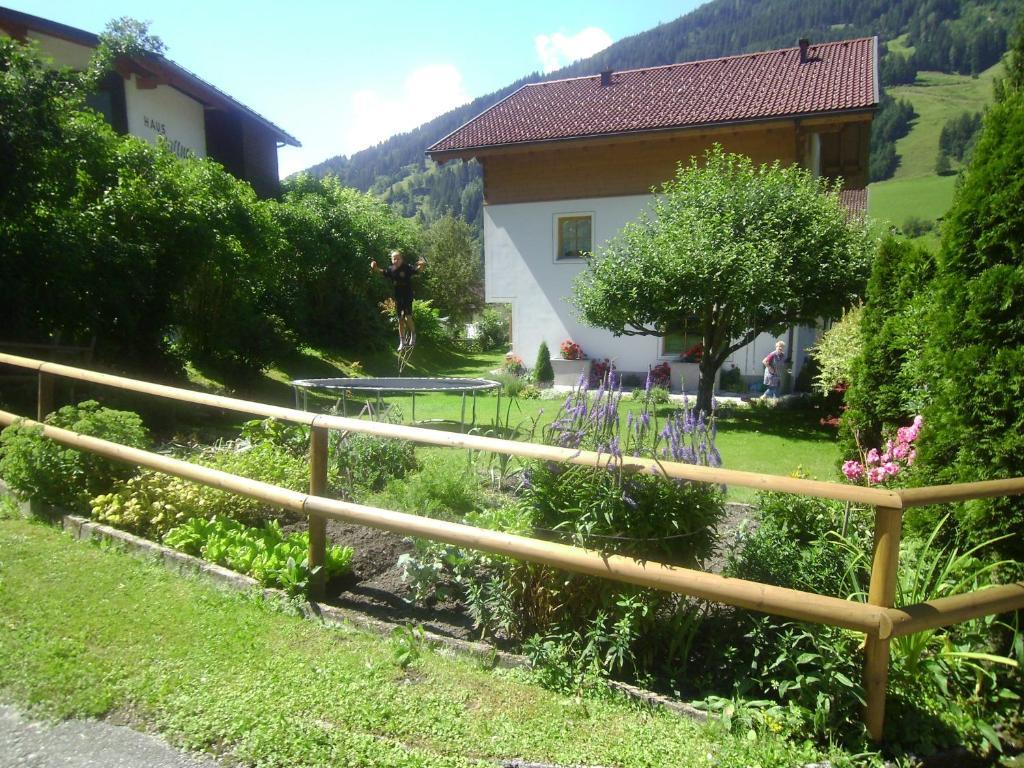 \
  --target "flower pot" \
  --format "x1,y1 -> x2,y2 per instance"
551,358 -> 591,387
668,361 -> 702,394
